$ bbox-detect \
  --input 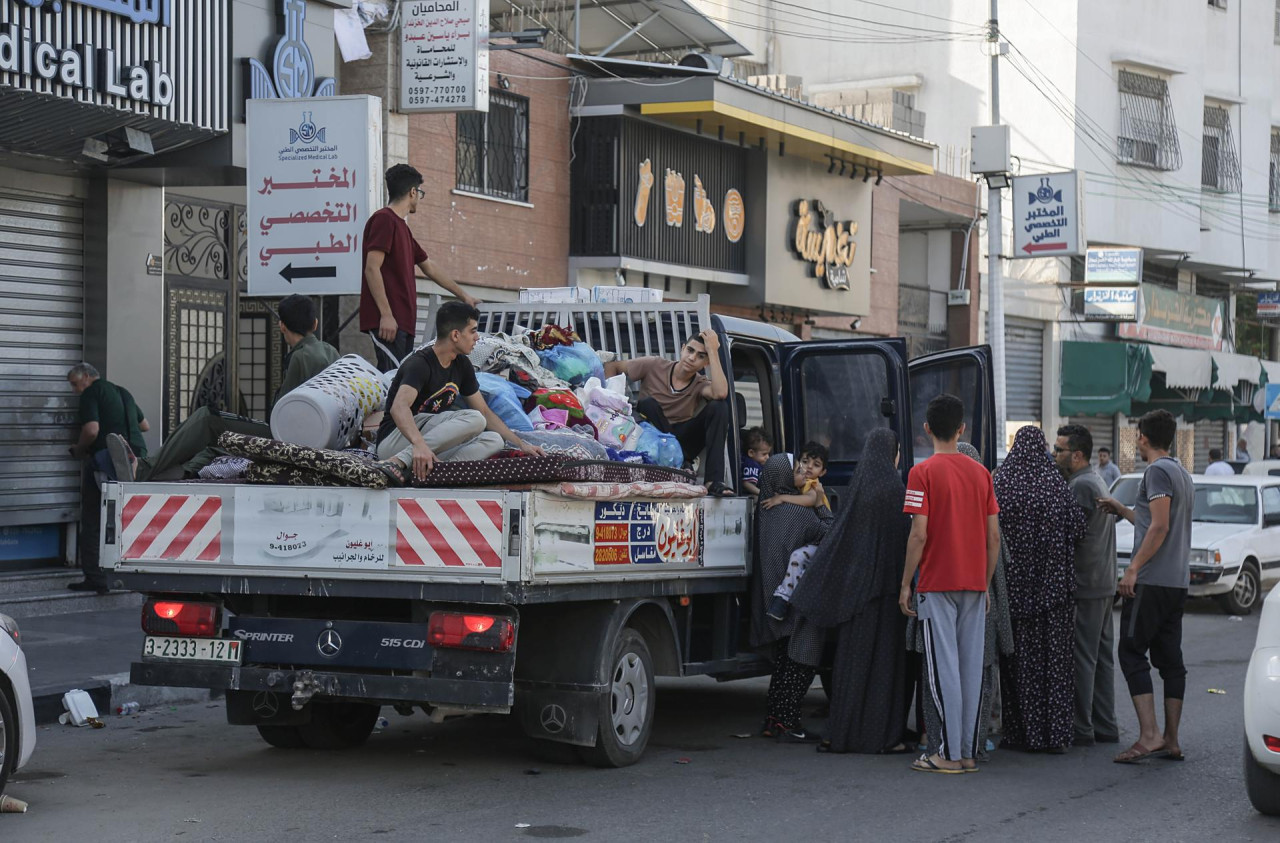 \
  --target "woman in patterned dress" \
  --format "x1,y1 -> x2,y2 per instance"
994,425 -> 1087,752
